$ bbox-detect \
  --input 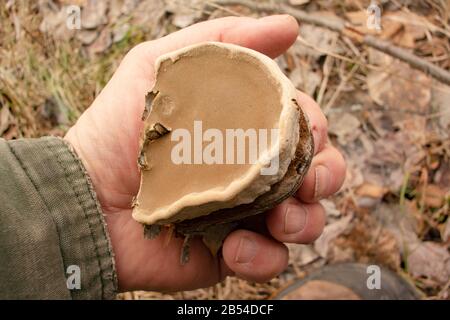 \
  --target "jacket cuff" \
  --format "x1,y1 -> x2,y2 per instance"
8,137 -> 117,299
